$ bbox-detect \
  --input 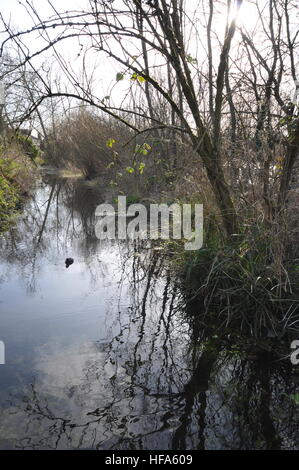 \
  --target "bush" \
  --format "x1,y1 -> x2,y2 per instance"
15,133 -> 41,162
44,108 -> 134,179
